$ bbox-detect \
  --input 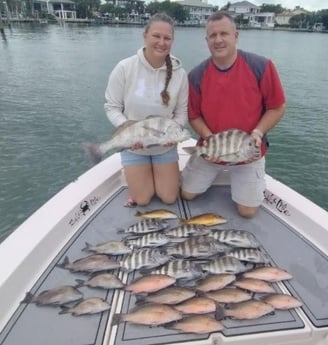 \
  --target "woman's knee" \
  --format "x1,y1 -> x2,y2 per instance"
237,204 -> 258,218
